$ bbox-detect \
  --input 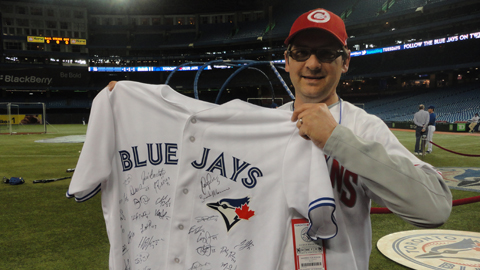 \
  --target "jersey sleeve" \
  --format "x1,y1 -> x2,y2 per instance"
283,134 -> 337,240
324,123 -> 452,228
66,88 -> 115,202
